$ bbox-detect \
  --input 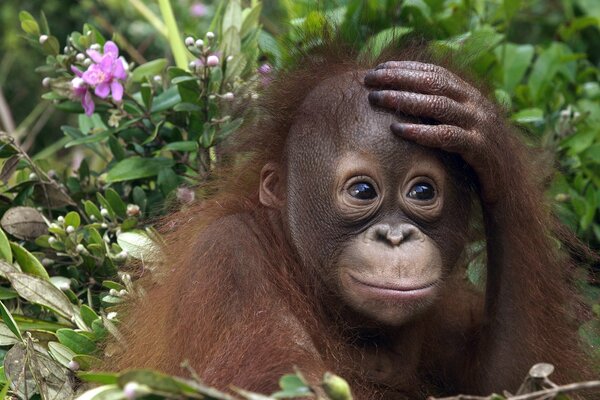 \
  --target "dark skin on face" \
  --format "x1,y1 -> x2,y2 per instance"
262,73 -> 471,327
113,52 -> 595,400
